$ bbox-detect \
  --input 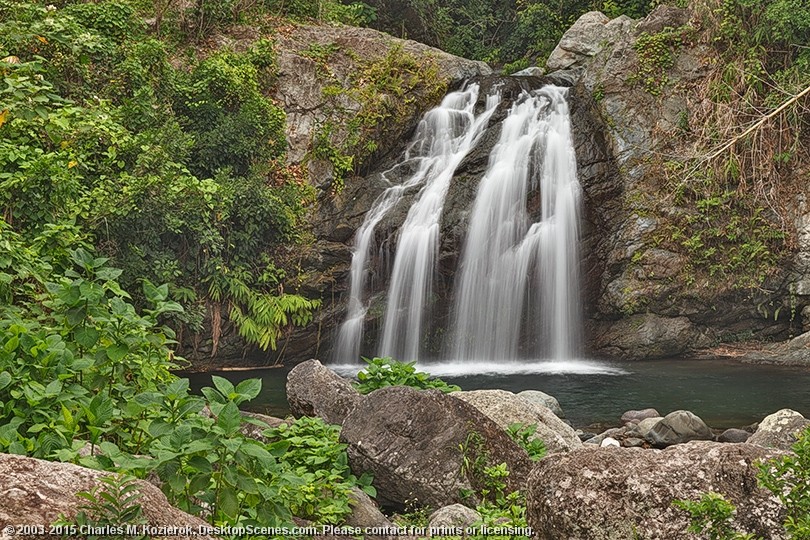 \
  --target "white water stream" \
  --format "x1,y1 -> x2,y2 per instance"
334,84 -> 499,362
335,83 -> 582,366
